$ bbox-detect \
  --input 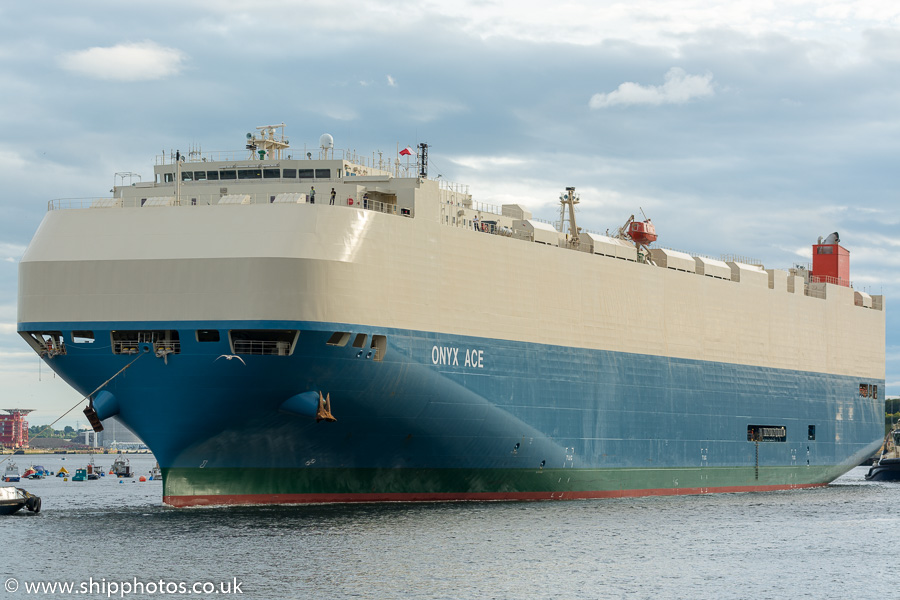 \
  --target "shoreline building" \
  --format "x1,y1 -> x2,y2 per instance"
0,409 -> 33,449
